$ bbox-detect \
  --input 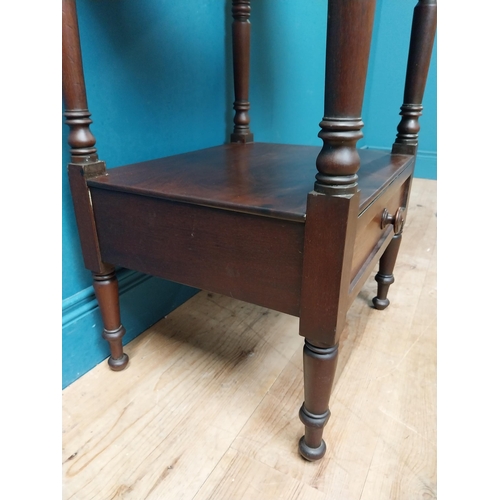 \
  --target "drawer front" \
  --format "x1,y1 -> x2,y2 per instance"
91,188 -> 305,317
350,173 -> 412,284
